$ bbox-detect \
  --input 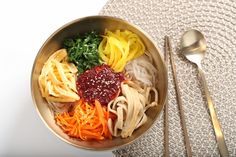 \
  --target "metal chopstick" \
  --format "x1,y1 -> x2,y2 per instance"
164,36 -> 170,157
166,36 -> 192,157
